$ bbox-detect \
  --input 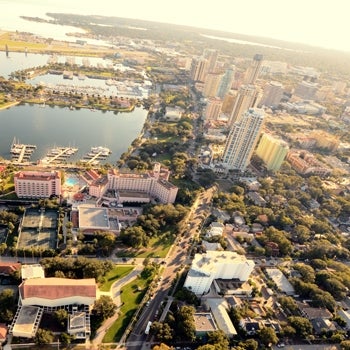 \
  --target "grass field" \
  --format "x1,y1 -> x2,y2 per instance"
99,265 -> 134,292
116,232 -> 175,259
103,275 -> 149,343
